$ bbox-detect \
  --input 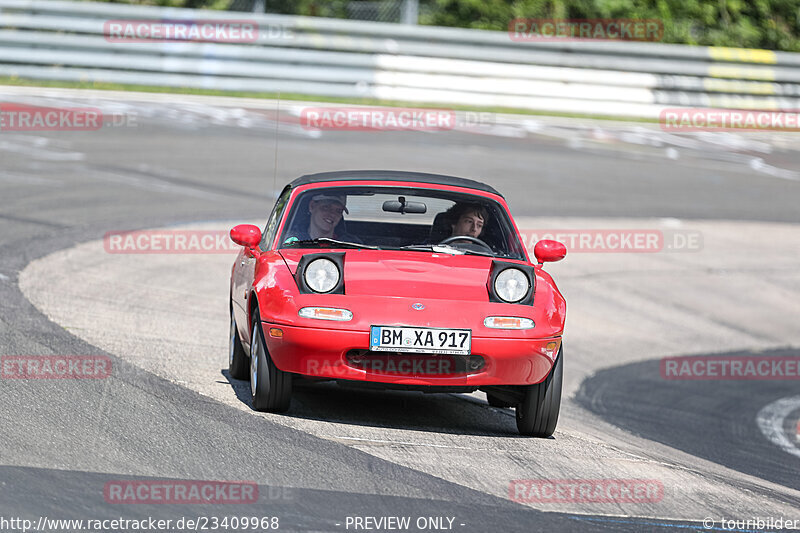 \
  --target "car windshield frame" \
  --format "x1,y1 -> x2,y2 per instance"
276,184 -> 527,261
